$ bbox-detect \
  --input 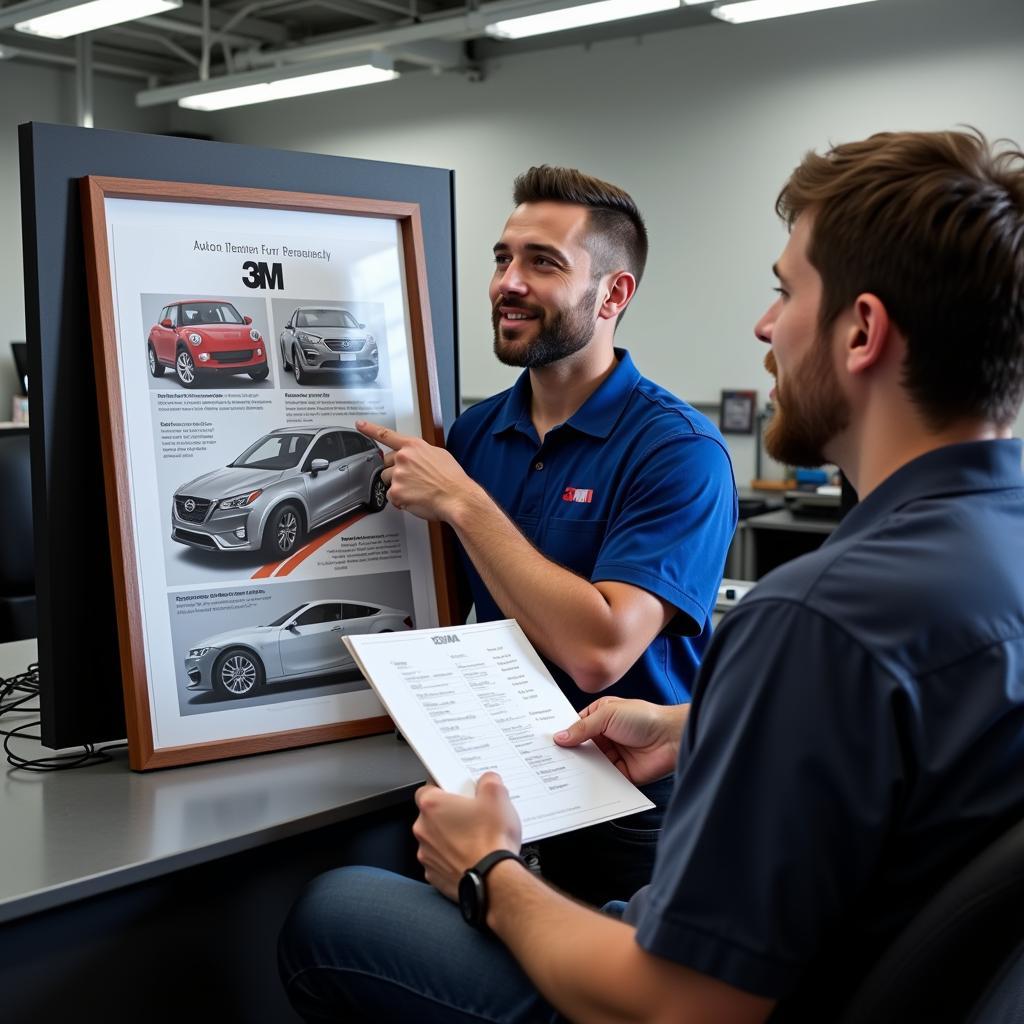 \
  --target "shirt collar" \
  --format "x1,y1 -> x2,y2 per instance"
829,439 -> 1024,544
491,348 -> 642,440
